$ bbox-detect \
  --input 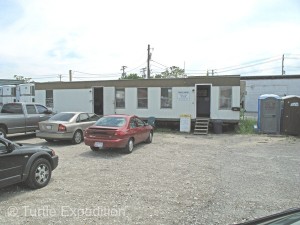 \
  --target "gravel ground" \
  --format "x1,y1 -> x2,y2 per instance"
0,132 -> 300,225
